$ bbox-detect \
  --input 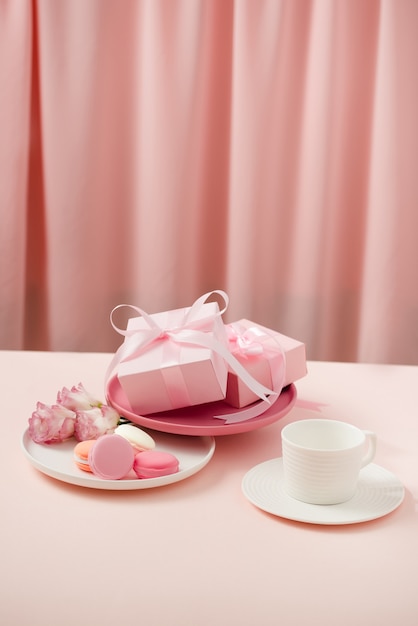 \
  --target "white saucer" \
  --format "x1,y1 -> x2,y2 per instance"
242,458 -> 405,525
22,429 -> 215,491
